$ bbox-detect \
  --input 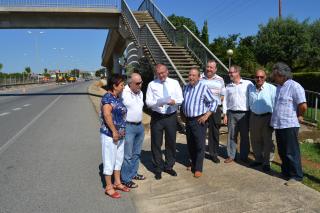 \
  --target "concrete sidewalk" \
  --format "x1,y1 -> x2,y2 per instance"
88,82 -> 320,213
